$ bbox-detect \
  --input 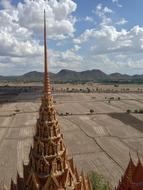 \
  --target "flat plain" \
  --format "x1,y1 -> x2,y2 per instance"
0,83 -> 143,188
